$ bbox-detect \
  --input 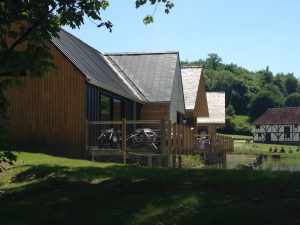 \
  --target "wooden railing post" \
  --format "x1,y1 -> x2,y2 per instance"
85,119 -> 89,159
122,118 -> 127,164
172,123 -> 177,168
160,119 -> 166,155
167,120 -> 172,167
